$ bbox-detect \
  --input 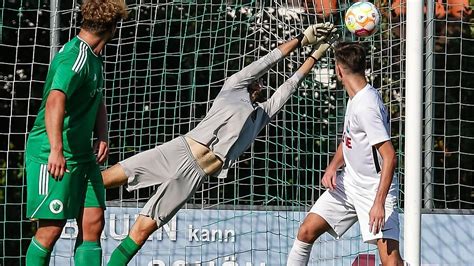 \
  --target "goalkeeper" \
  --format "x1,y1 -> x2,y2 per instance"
104,23 -> 337,265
